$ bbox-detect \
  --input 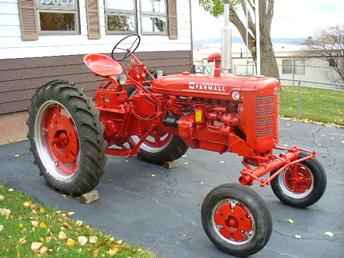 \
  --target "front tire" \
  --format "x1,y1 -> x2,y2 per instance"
271,153 -> 327,208
201,184 -> 272,257
27,80 -> 106,196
